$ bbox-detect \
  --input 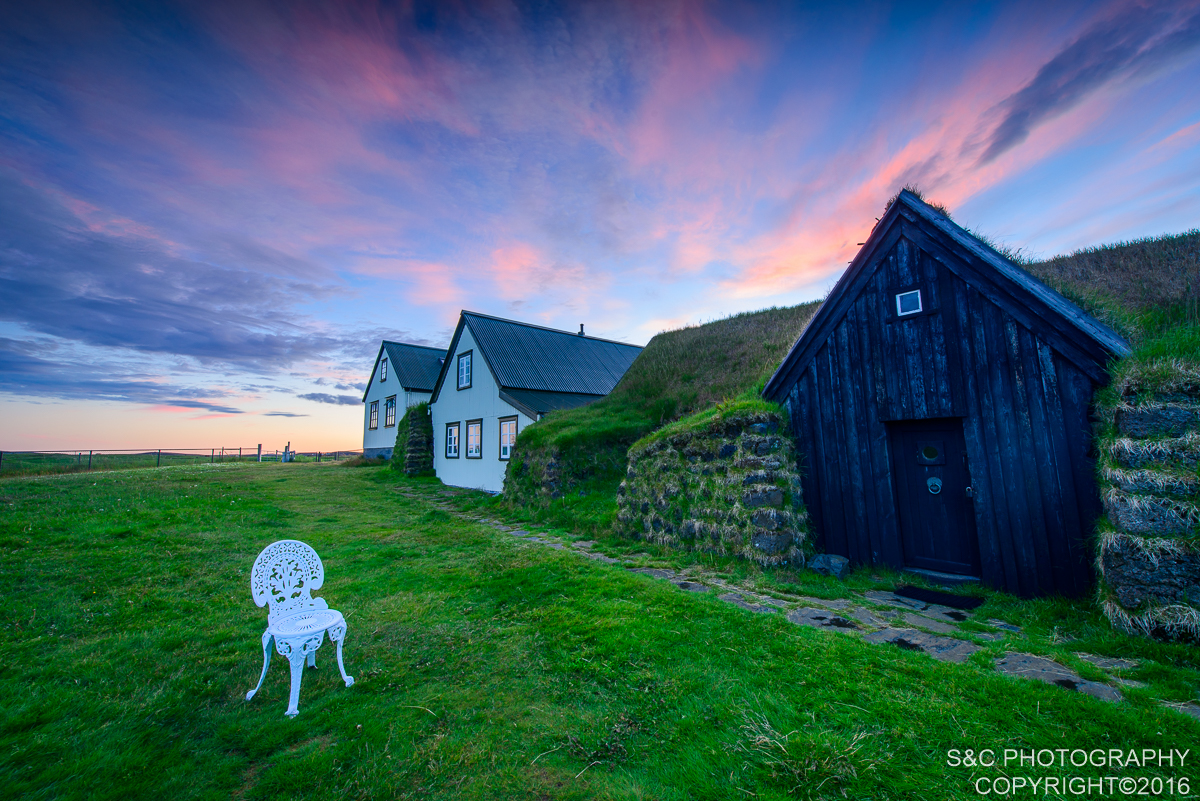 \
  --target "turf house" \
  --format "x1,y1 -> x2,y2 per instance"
361,340 -> 447,459
430,311 -> 643,493
763,190 -> 1131,597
